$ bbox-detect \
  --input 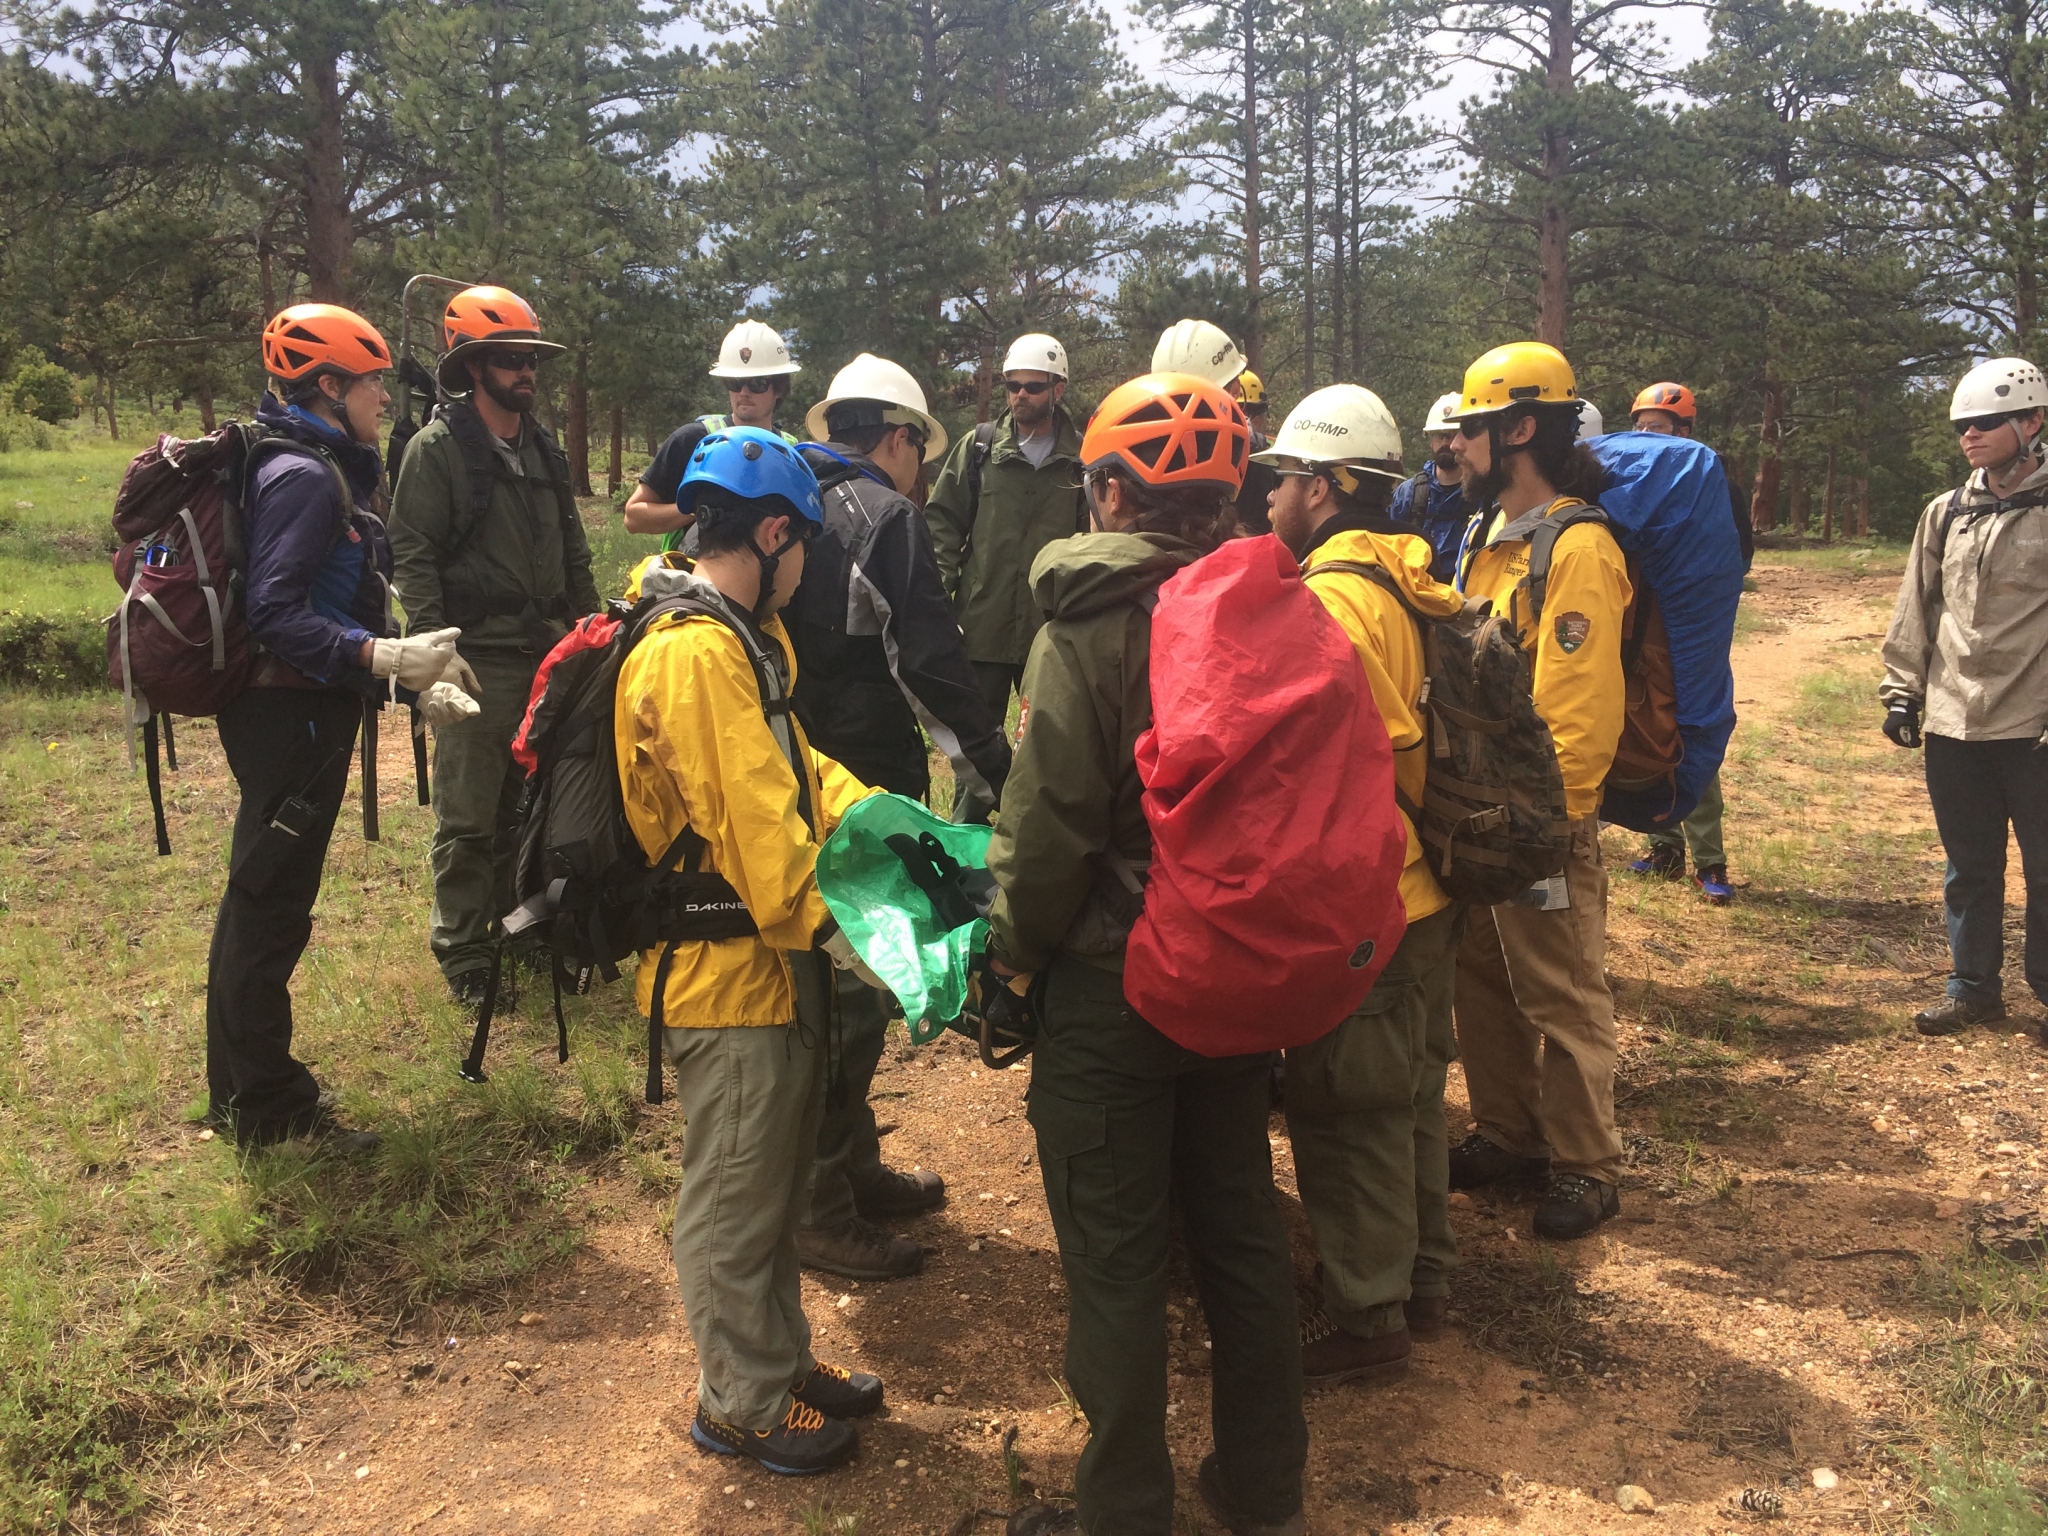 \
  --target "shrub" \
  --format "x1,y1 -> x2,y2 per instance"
0,610 -> 105,691
6,347 -> 82,424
